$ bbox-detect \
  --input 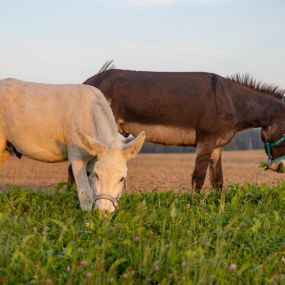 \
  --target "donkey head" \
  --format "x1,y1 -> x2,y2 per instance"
261,123 -> 285,173
79,131 -> 145,213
